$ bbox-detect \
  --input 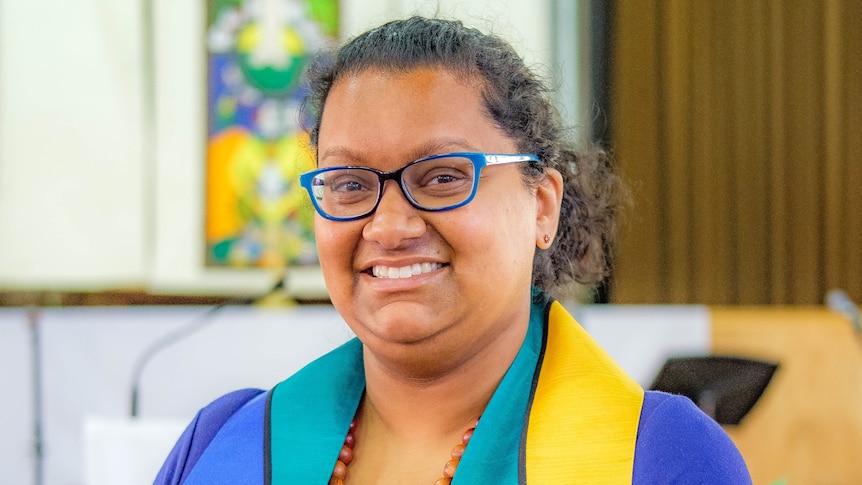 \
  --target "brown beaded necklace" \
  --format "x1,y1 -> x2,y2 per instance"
328,418 -> 480,485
